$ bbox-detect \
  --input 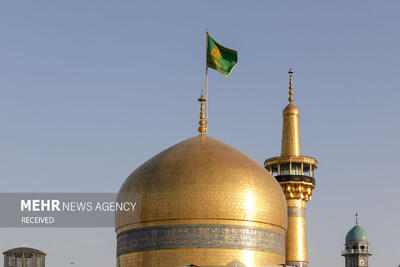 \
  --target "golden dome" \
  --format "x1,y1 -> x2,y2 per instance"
116,135 -> 287,267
